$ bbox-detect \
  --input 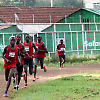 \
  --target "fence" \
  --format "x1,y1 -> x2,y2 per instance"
0,23 -> 100,61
